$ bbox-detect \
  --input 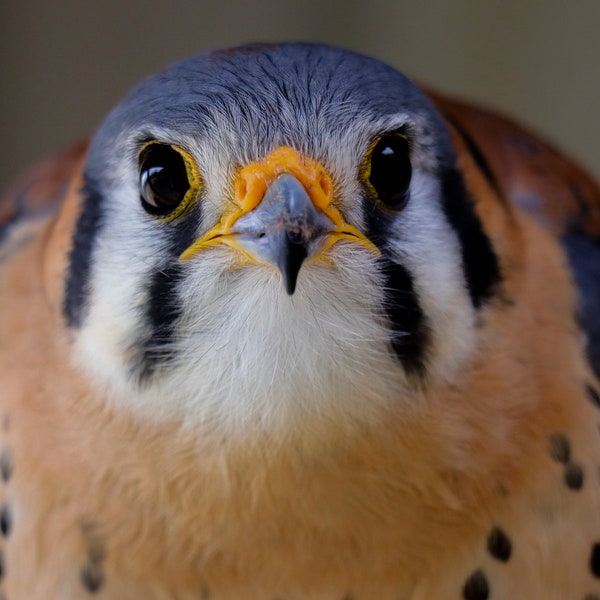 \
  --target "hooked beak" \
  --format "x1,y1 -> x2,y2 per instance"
229,173 -> 336,294
179,146 -> 378,295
